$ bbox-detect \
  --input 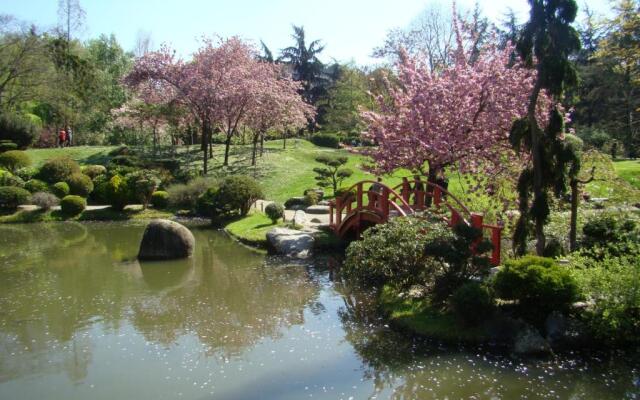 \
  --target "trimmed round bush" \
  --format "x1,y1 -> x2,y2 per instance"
304,191 -> 319,206
450,282 -> 494,326
284,197 -> 306,209
24,179 -> 49,193
30,192 -> 59,210
0,186 -> 30,209
493,256 -> 579,314
151,190 -> 169,209
127,170 -> 160,209
0,141 -> 17,153
60,195 -> 86,216
39,157 -> 81,183
14,167 -> 37,181
0,113 -> 39,148
66,173 -> 94,197
104,175 -> 130,211
310,133 -> 340,148
0,169 -> 25,187
51,181 -> 70,198
210,175 -> 263,217
0,150 -> 31,173
82,165 -> 107,179
265,202 -> 284,224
